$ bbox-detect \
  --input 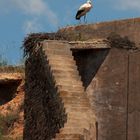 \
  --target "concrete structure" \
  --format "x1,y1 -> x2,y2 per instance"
24,18 -> 140,140
58,17 -> 140,48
